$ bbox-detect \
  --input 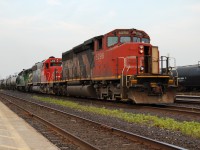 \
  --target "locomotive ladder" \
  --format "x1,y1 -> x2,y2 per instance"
118,56 -> 137,99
